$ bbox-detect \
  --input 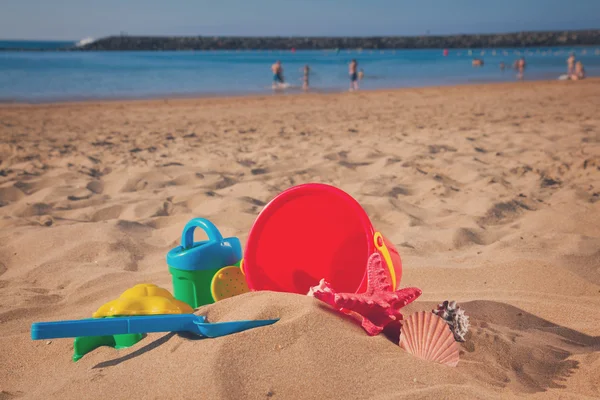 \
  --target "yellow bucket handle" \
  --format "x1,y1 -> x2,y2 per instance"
373,232 -> 397,290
